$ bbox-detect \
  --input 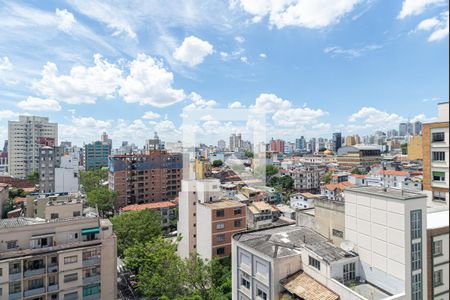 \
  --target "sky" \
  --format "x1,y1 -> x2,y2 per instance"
0,0 -> 448,147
